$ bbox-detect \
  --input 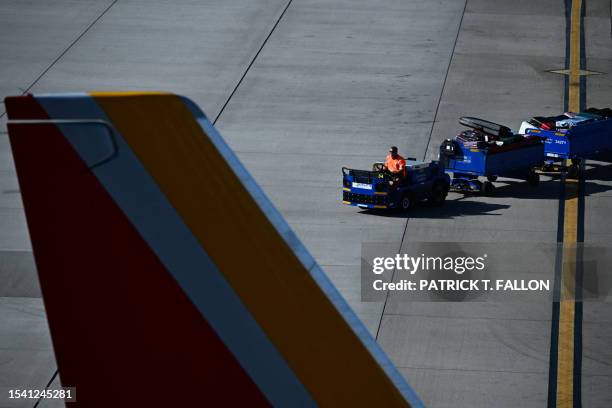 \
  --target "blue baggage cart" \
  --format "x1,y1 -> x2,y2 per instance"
525,109 -> 612,172
440,117 -> 544,194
